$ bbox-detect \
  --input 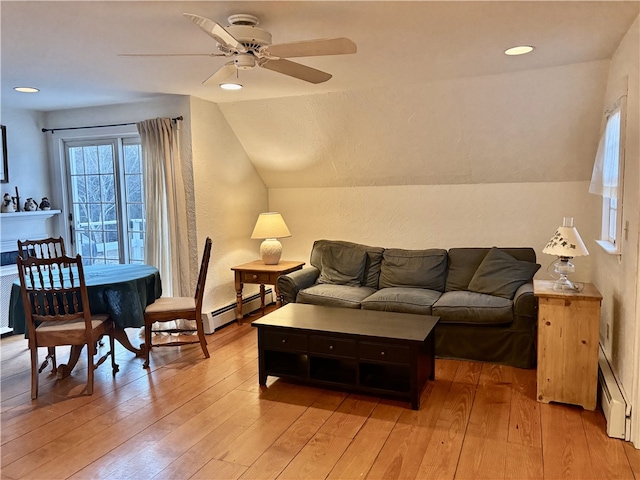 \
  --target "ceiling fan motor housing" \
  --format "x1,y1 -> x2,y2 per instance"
226,24 -> 272,52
